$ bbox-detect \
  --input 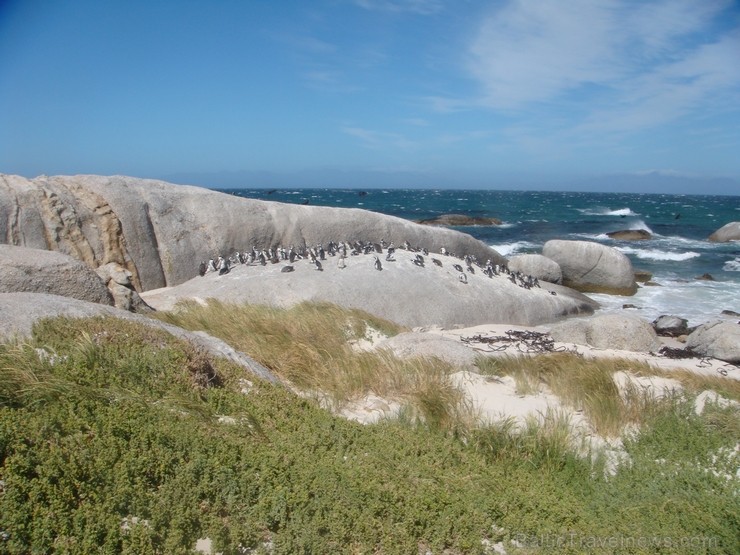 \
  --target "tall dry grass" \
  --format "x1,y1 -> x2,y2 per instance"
153,300 -> 475,431
475,353 -> 686,437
